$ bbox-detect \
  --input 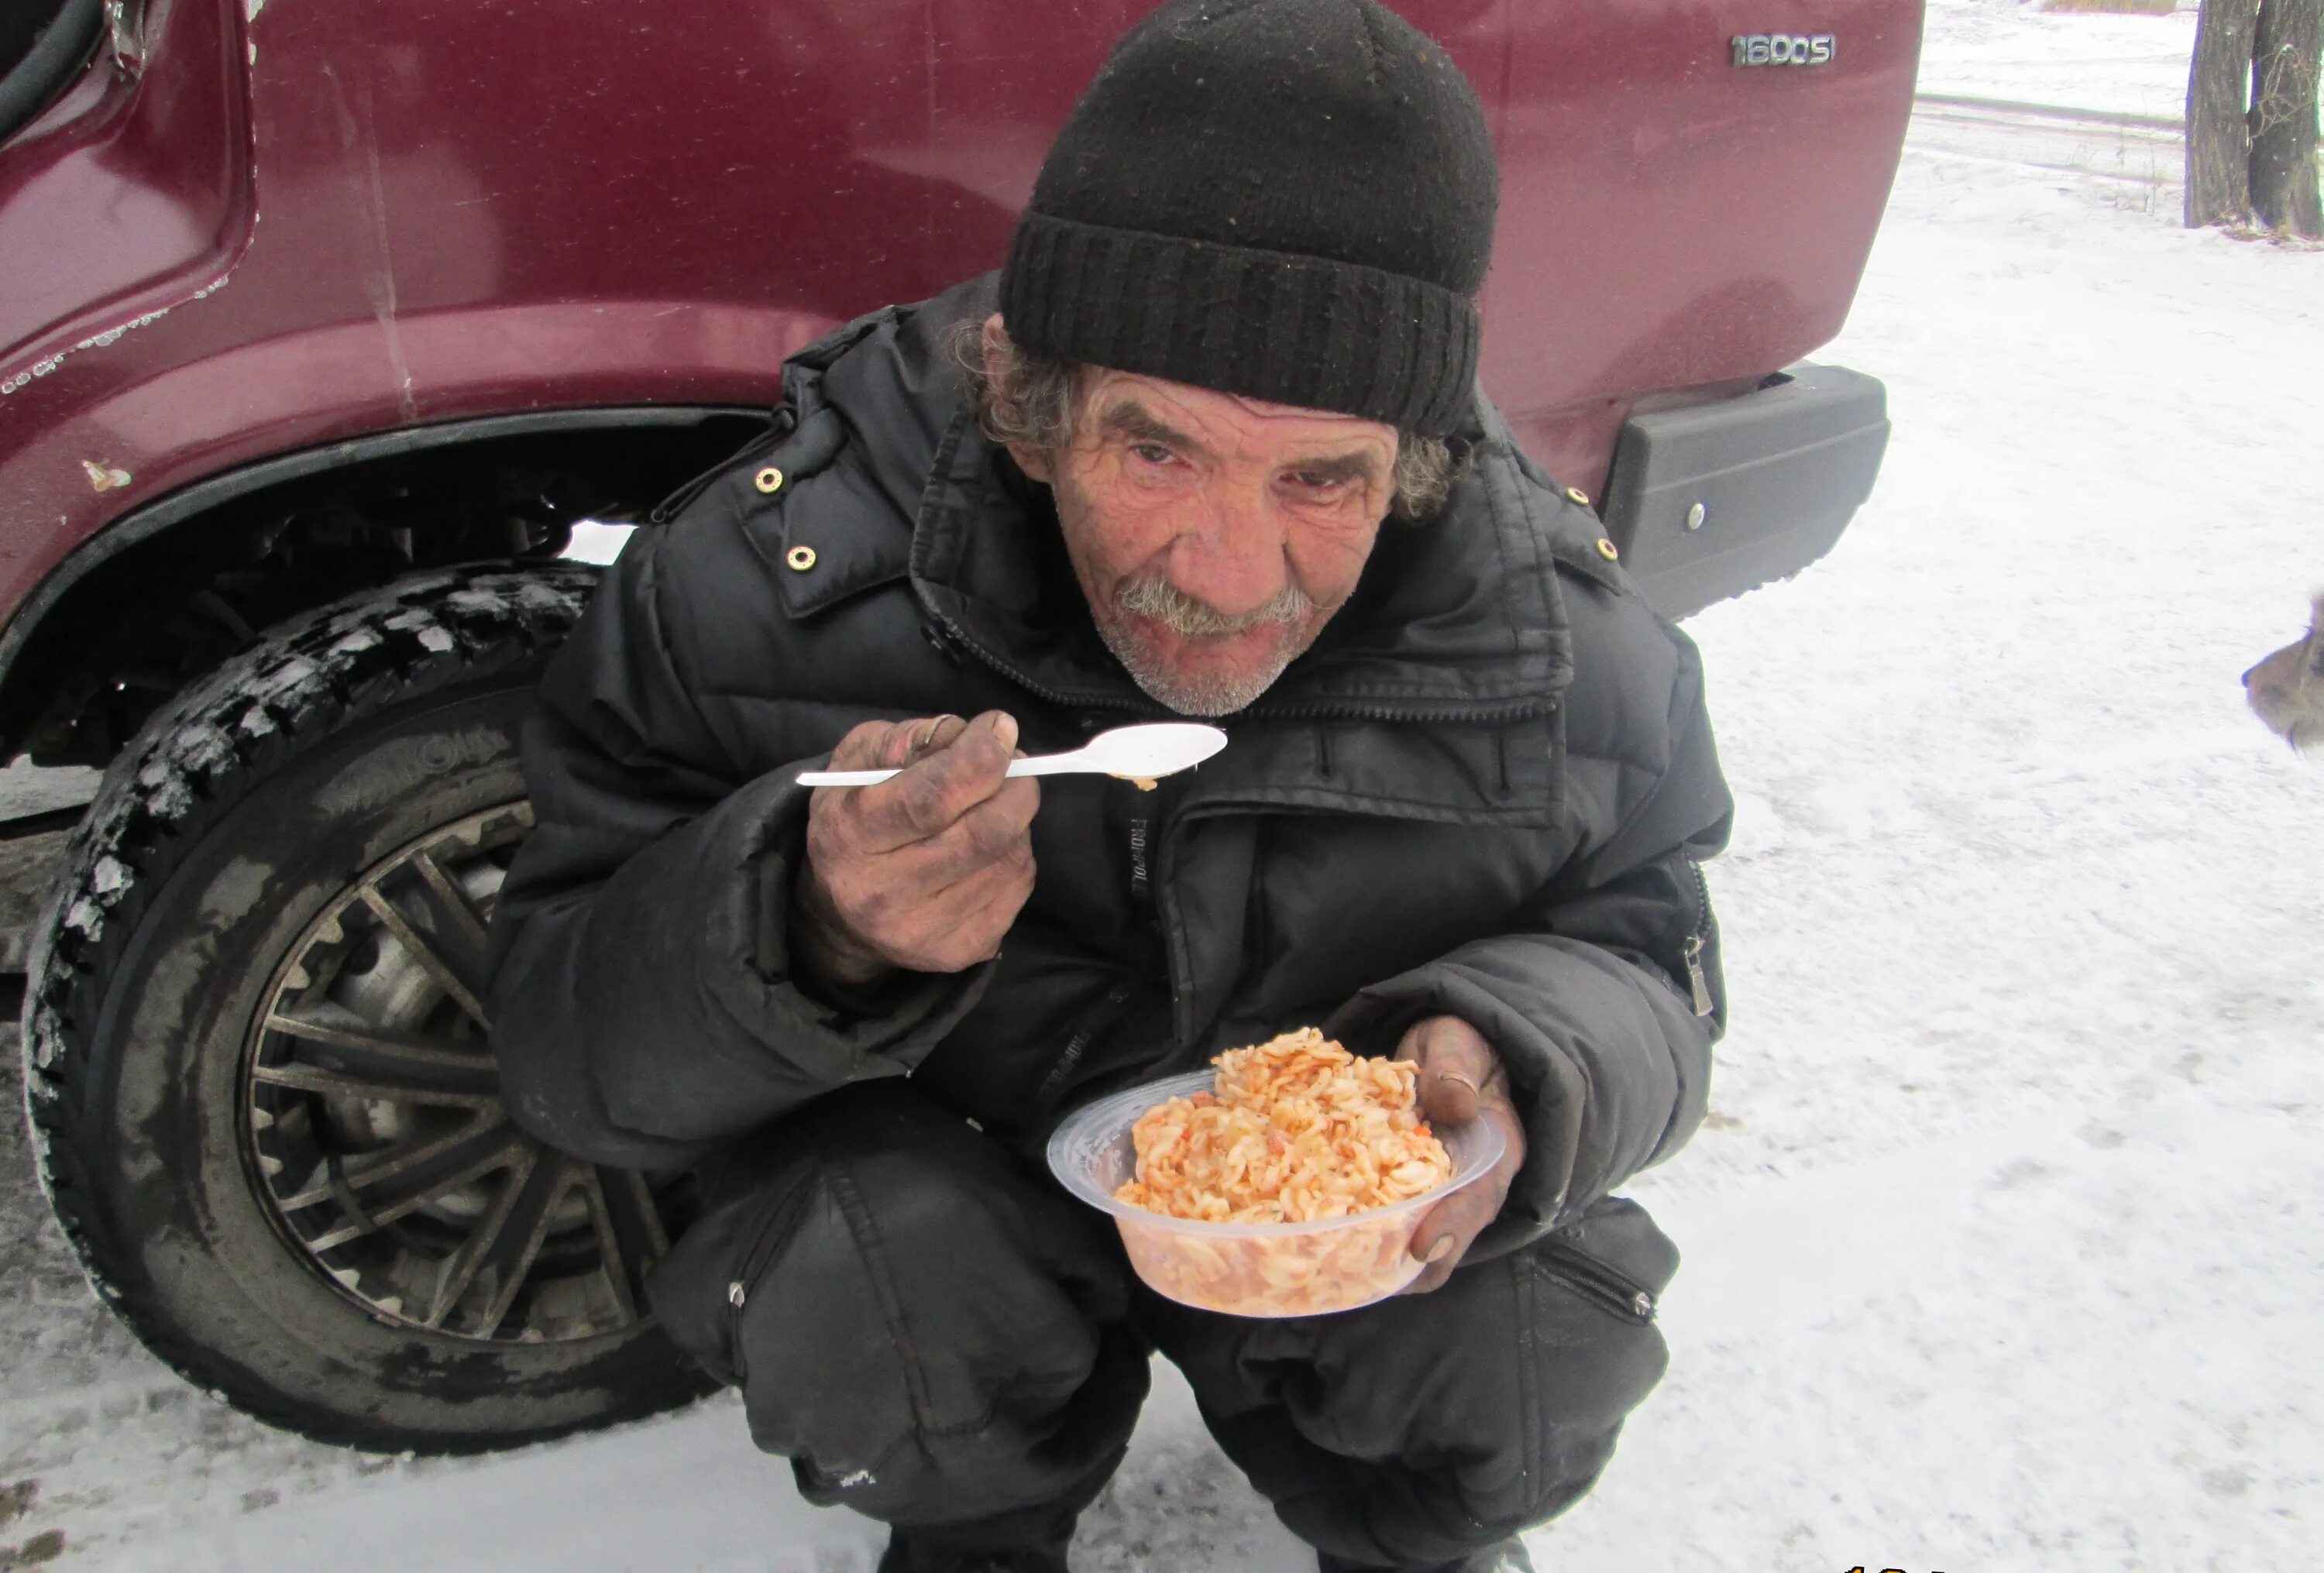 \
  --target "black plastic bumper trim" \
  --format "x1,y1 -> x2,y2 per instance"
1601,362 -> 1890,622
